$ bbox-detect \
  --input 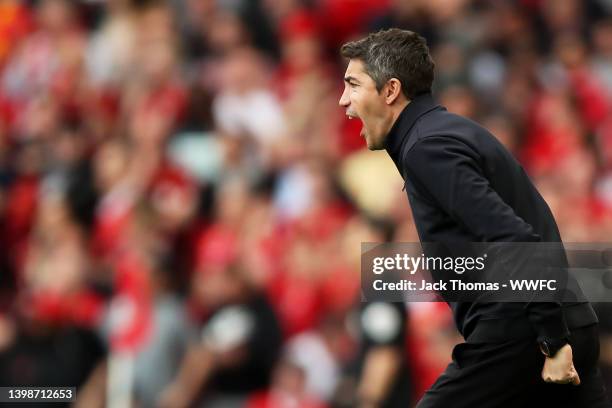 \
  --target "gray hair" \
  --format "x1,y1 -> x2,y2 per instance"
340,29 -> 435,99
